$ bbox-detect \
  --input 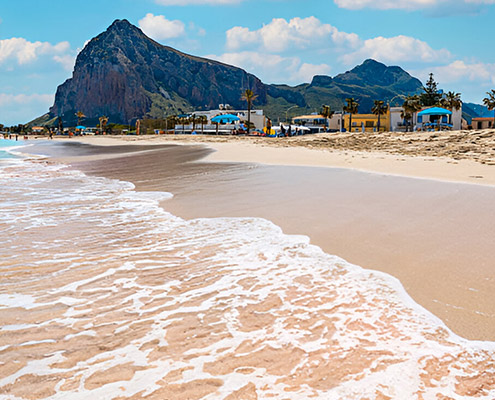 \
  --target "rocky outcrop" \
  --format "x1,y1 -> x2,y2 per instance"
49,19 -> 267,125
